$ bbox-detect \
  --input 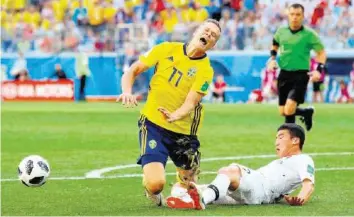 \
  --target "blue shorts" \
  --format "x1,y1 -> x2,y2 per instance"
137,115 -> 201,170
